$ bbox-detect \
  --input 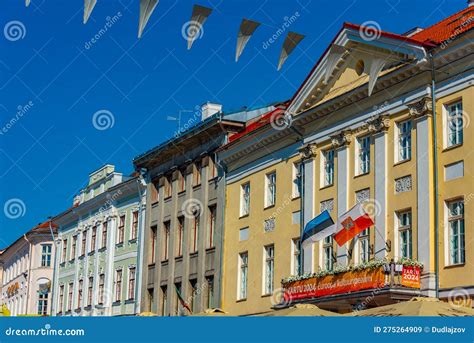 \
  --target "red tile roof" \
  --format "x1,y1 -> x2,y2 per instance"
411,6 -> 474,45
